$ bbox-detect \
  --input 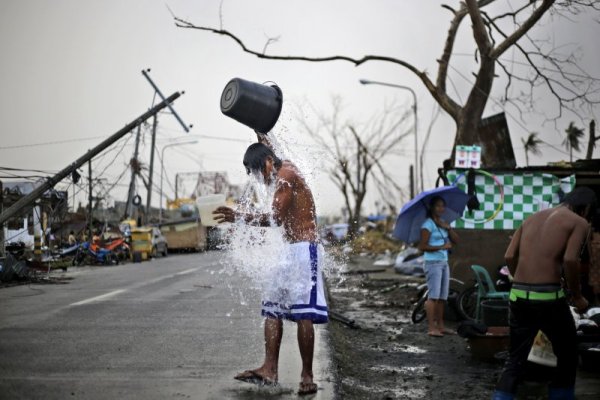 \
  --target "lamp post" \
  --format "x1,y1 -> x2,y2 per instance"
159,140 -> 198,222
359,79 -> 419,195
